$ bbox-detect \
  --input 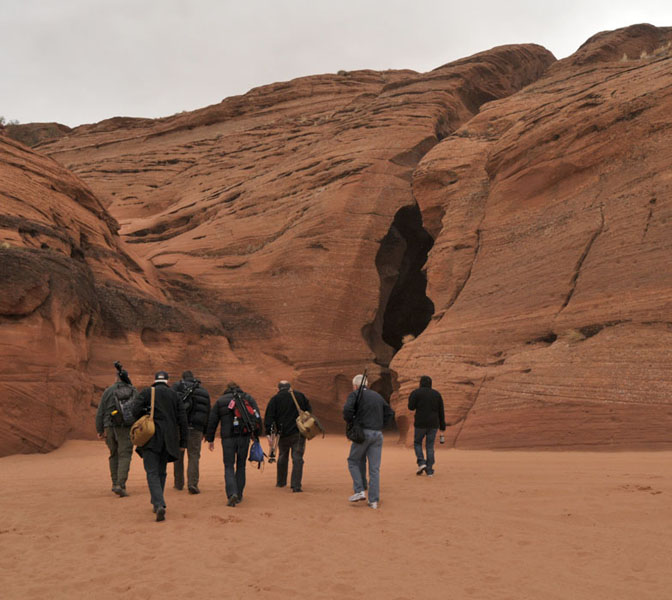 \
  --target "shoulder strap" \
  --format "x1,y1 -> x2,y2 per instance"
150,387 -> 156,419
289,389 -> 302,414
